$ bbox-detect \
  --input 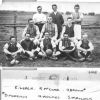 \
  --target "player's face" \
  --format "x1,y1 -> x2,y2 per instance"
67,19 -> 72,24
83,35 -> 88,41
48,17 -> 52,23
25,34 -> 30,40
74,7 -> 79,12
45,33 -> 49,39
64,34 -> 68,39
52,6 -> 57,12
37,7 -> 42,13
11,38 -> 16,43
29,20 -> 34,26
